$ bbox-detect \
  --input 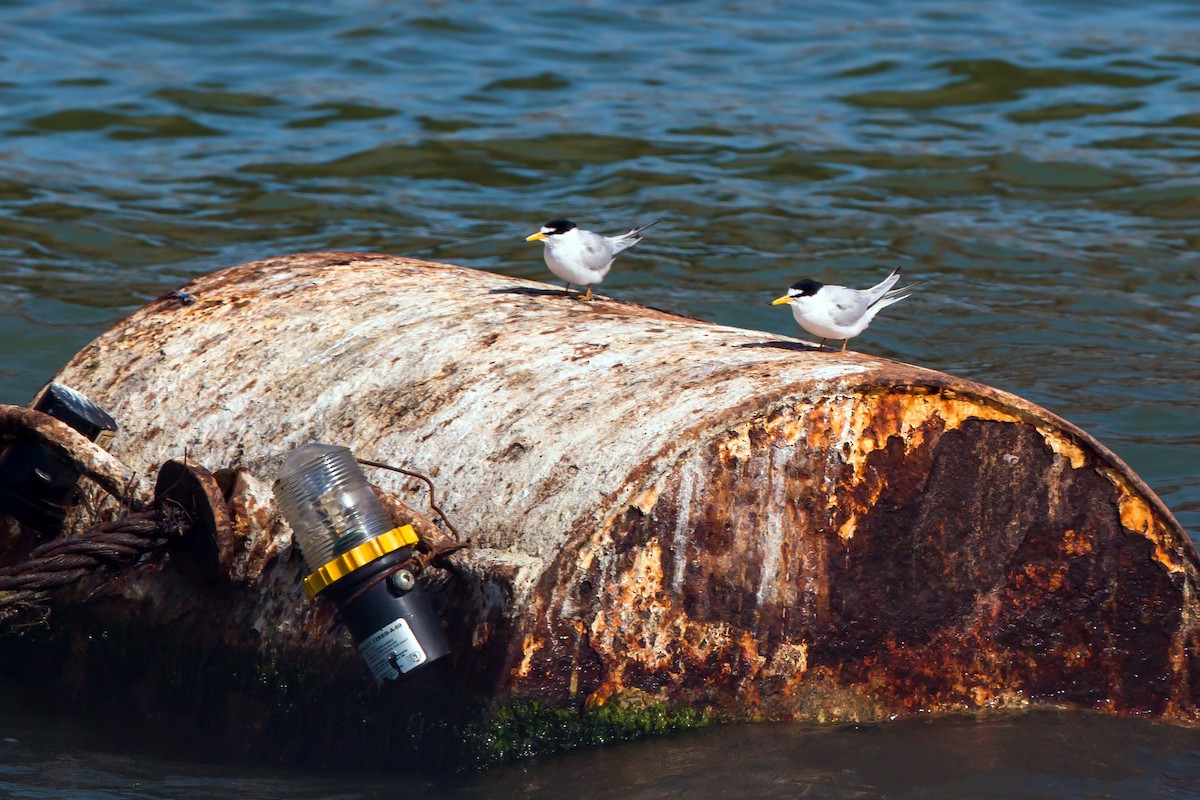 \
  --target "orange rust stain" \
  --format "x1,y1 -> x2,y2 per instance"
969,685 -> 1029,711
540,378 -> 1192,724
587,539 -> 694,678
1120,493 -> 1155,535
587,687 -> 613,707
837,517 -> 857,542
514,633 -> 541,678
1062,528 -> 1093,558
750,390 -> 1174,563
767,390 -> 1020,481
1119,492 -> 1187,574
631,485 -> 661,514
754,391 -> 1028,542
1039,427 -> 1087,469
1062,643 -> 1091,668
1008,562 -> 1069,596
585,538 -> 767,706
761,642 -> 810,699
1049,566 -> 1067,592
737,630 -> 766,680
845,394 -> 1088,484
717,423 -> 753,462
970,685 -> 995,707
